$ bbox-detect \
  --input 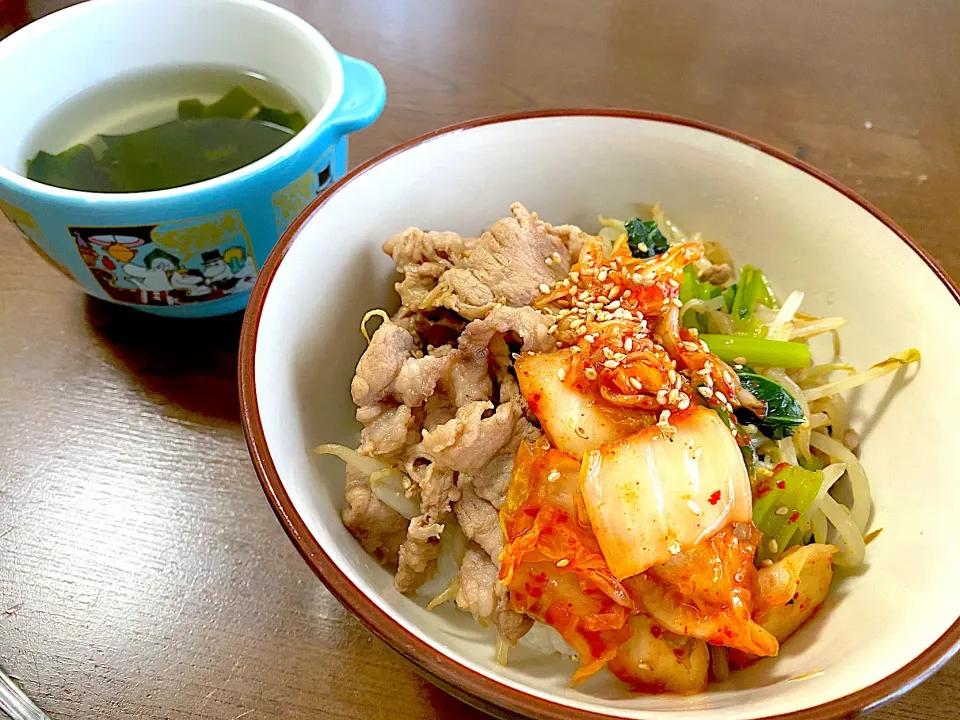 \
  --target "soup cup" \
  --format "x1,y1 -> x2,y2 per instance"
0,0 -> 384,317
